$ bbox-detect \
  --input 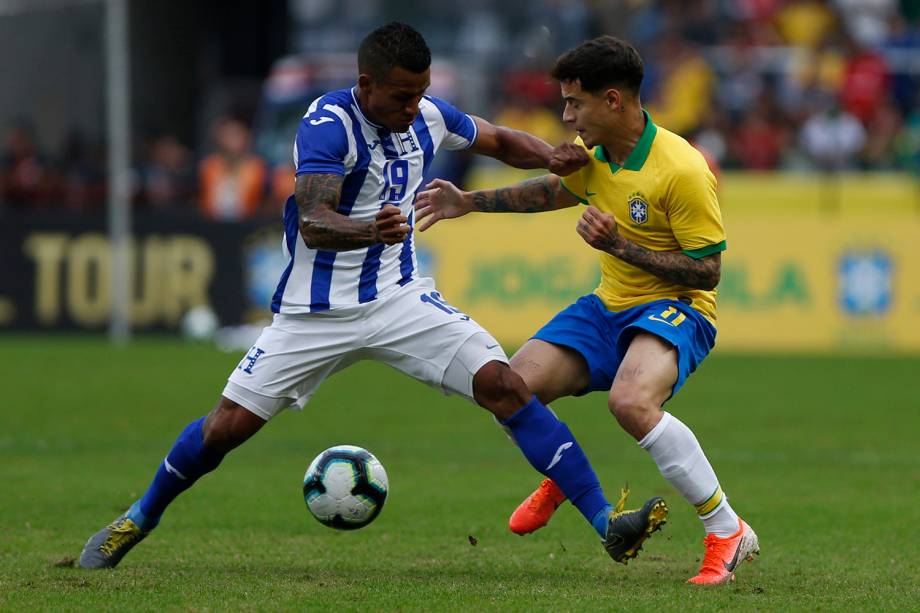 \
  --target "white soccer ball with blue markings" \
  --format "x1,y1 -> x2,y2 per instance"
303,445 -> 388,530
